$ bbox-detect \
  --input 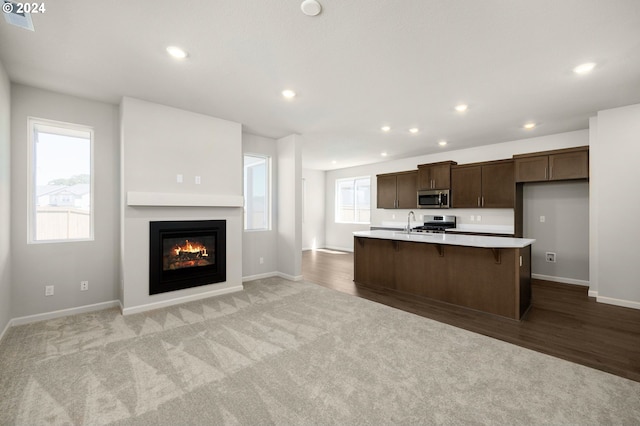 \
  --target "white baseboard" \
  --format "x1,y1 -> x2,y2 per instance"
532,274 -> 589,287
324,245 -> 353,253
588,290 -> 598,298
0,318 -> 12,343
242,271 -> 279,282
11,300 -> 122,327
596,295 -> 640,310
277,272 -> 304,281
122,285 -> 244,315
